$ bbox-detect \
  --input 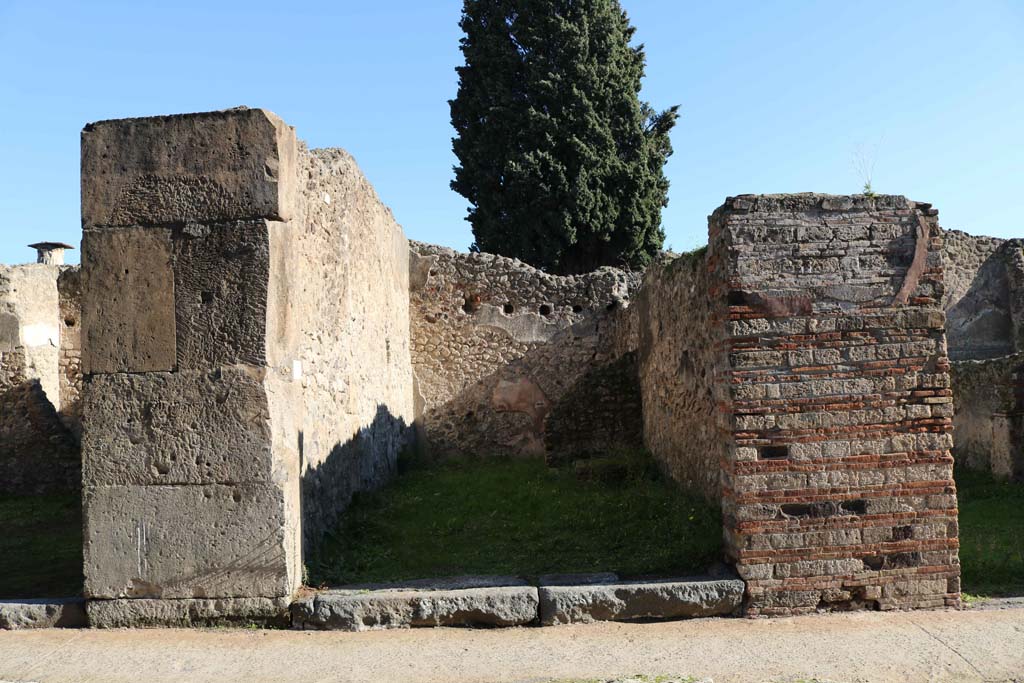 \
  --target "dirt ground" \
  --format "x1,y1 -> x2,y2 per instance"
1,604 -> 1022,683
